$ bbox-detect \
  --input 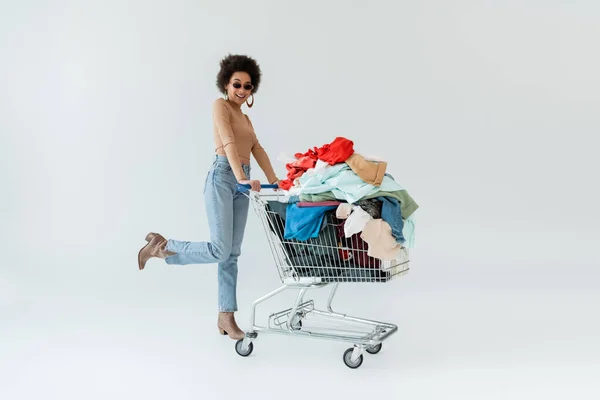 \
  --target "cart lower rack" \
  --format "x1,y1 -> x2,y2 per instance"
236,184 -> 410,369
